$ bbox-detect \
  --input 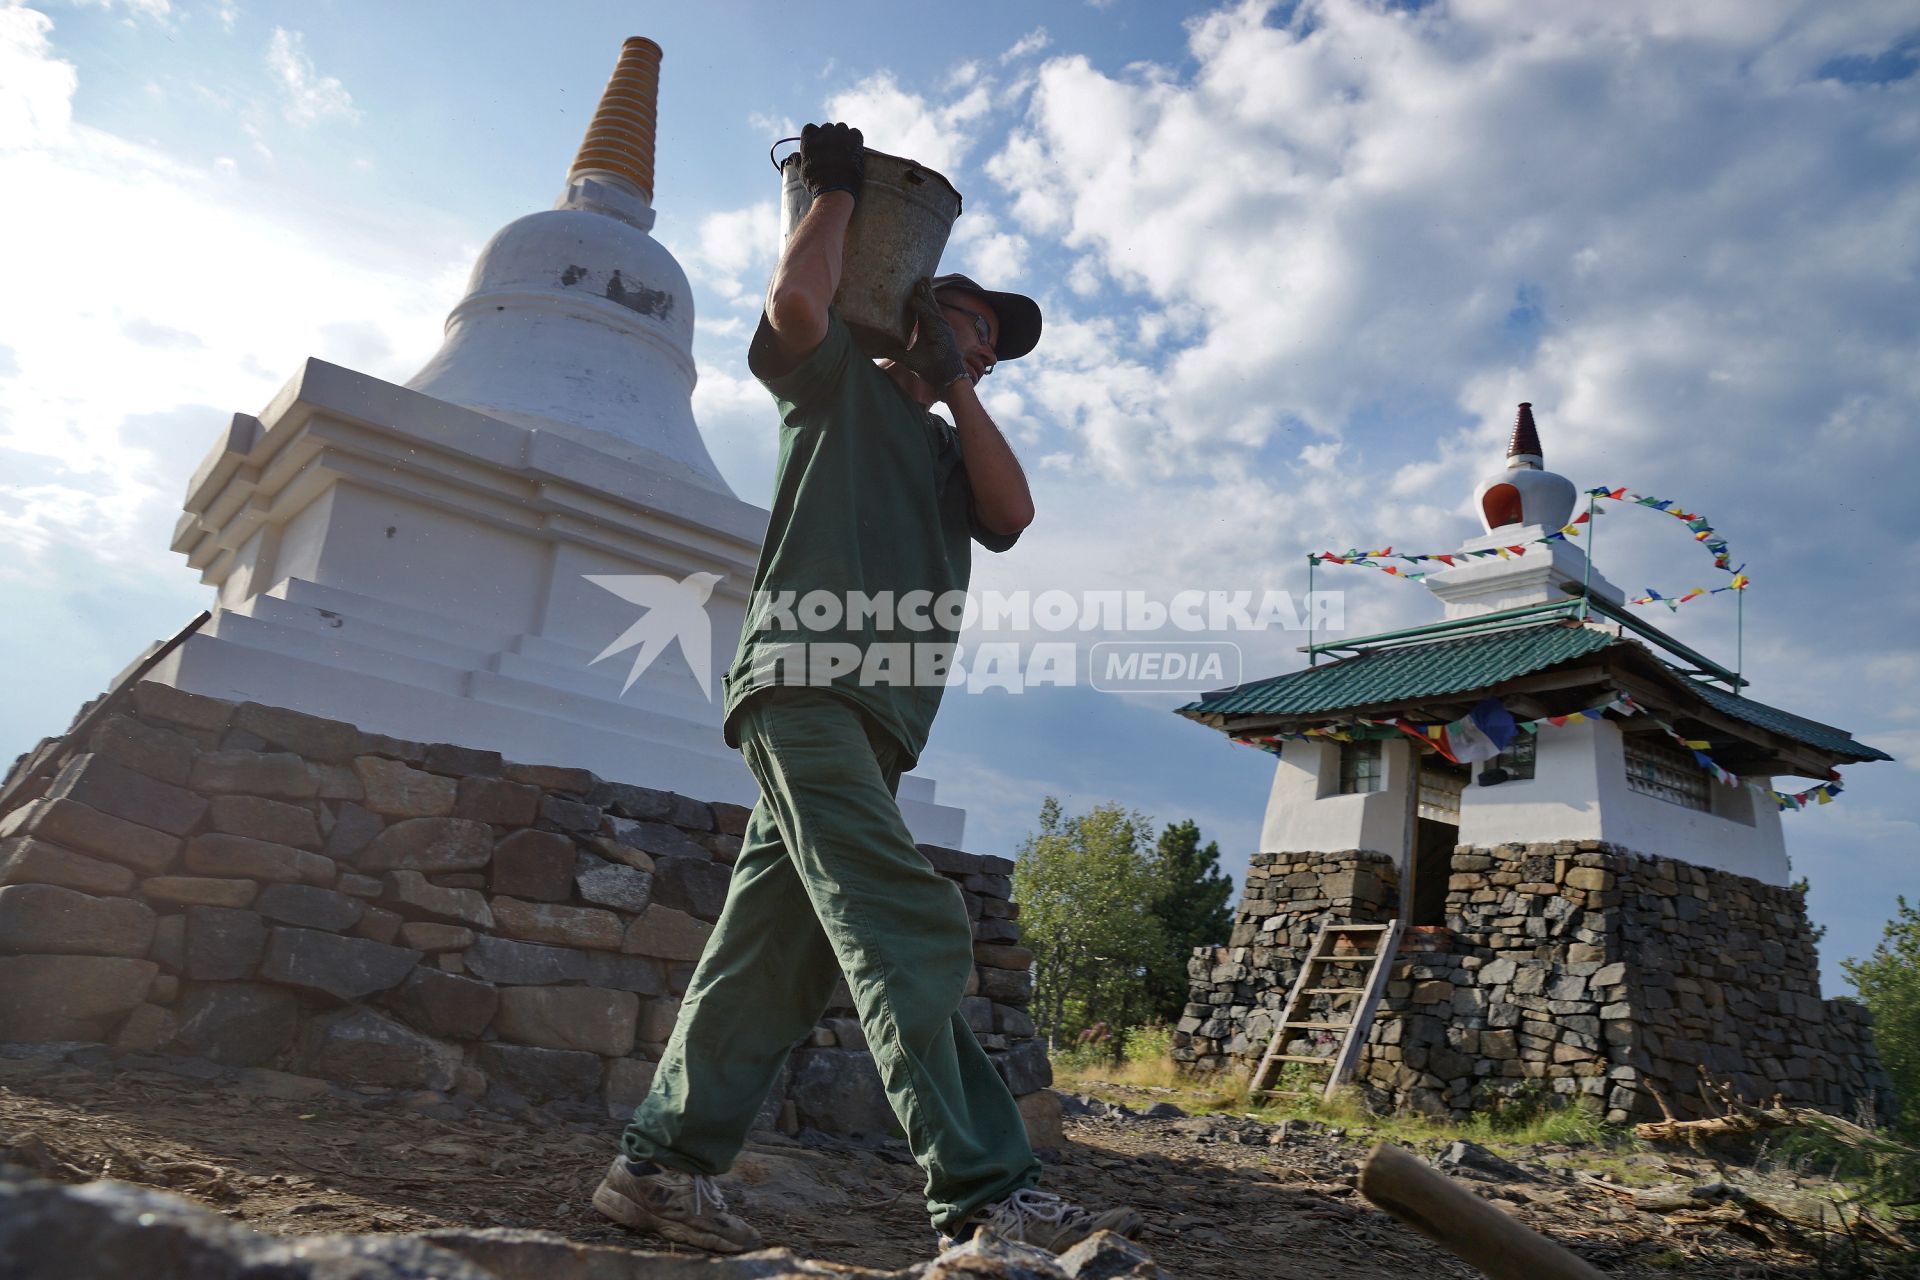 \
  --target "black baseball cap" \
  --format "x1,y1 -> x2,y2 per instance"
930,273 -> 1043,363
